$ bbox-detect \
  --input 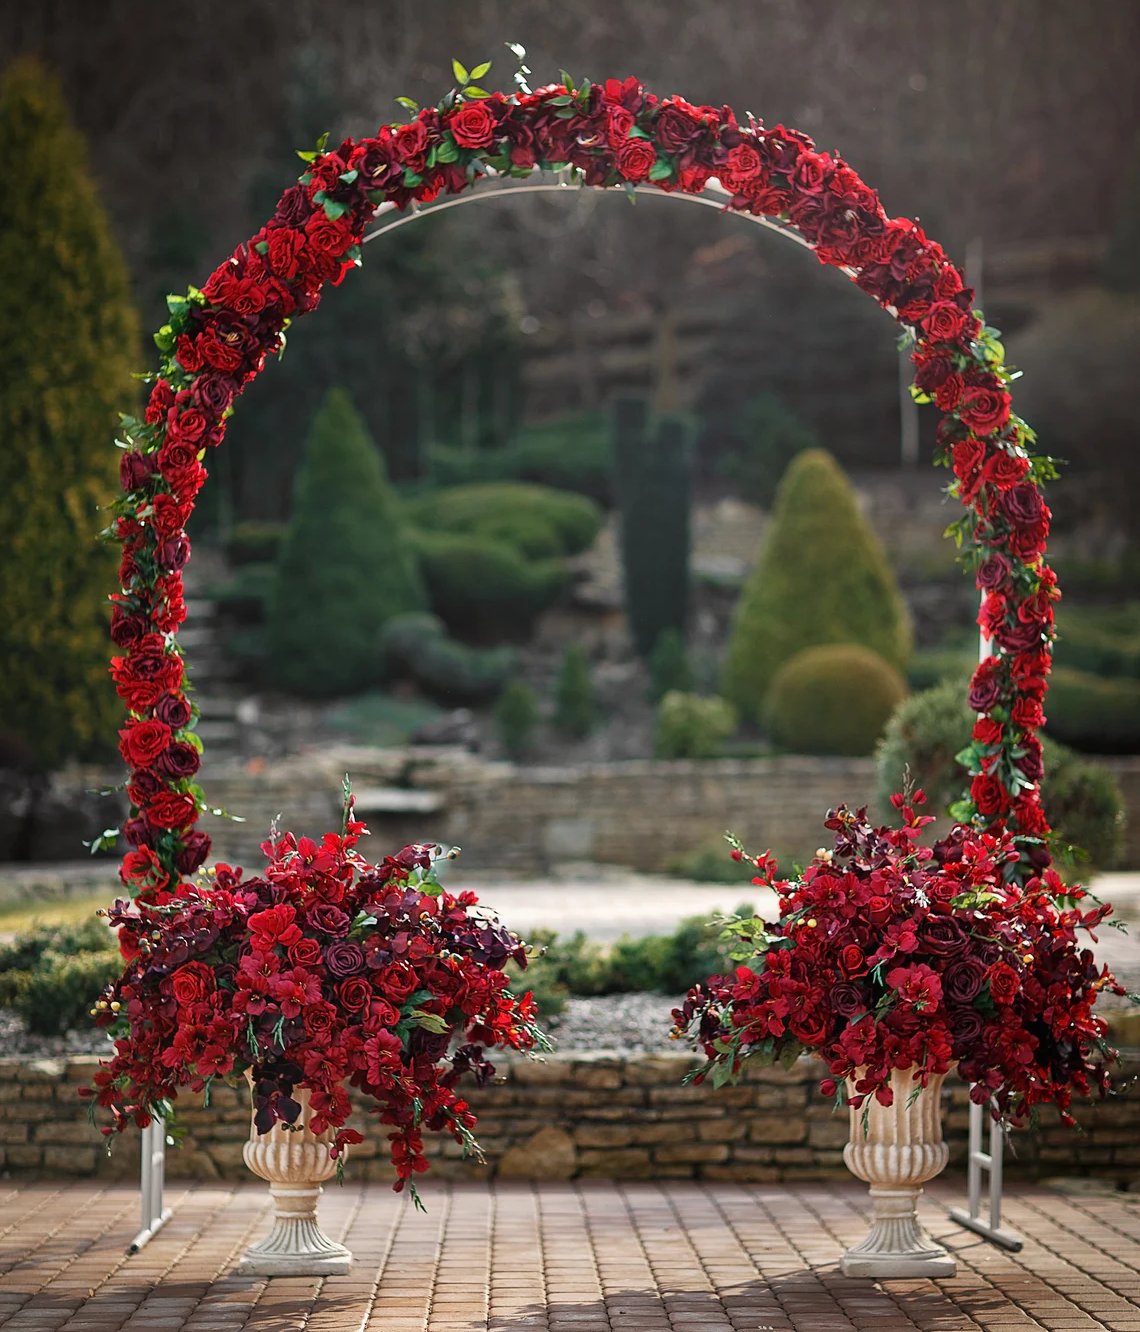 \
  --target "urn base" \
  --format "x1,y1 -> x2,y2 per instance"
839,1186 -> 956,1279
238,1184 -> 351,1276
